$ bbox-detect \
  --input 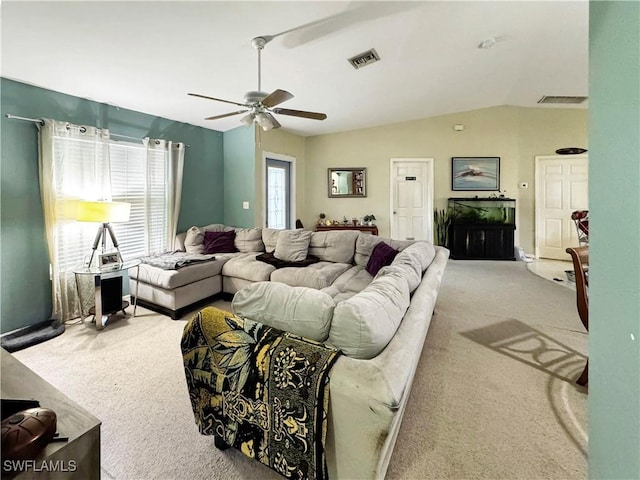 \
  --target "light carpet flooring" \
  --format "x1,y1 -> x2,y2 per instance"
10,260 -> 588,479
